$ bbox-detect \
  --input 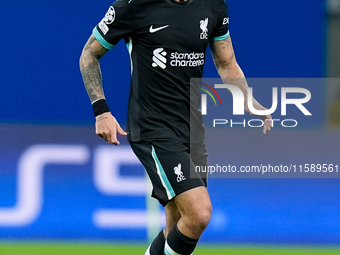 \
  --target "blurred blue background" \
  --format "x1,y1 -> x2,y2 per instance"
0,0 -> 326,125
0,0 -> 340,245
